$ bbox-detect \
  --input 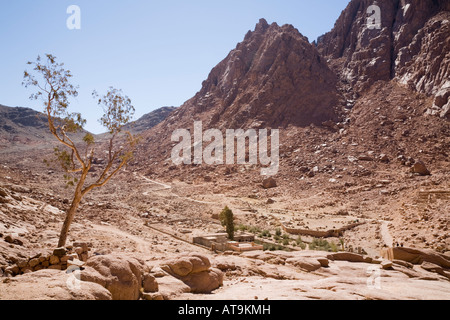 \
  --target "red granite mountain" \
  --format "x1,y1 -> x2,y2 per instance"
167,18 -> 342,130
316,0 -> 450,118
